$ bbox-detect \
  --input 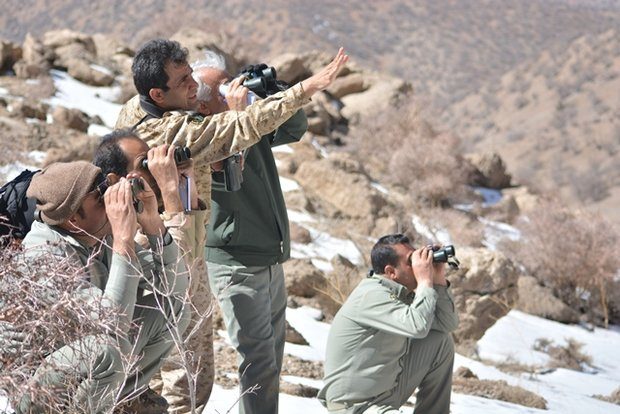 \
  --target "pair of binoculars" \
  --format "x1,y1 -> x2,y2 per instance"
140,147 -> 191,170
